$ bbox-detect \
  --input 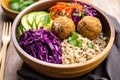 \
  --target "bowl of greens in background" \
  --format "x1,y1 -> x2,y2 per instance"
12,0 -> 115,78
1,0 -> 39,19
